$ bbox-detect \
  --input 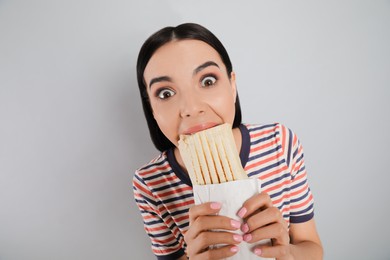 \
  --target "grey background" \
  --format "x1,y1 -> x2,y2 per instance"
1,1 -> 389,259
